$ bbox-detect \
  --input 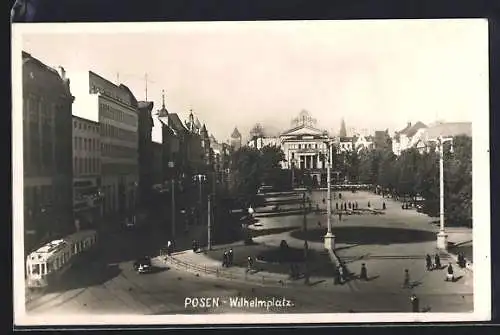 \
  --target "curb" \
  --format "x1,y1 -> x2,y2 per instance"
162,256 -> 295,288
